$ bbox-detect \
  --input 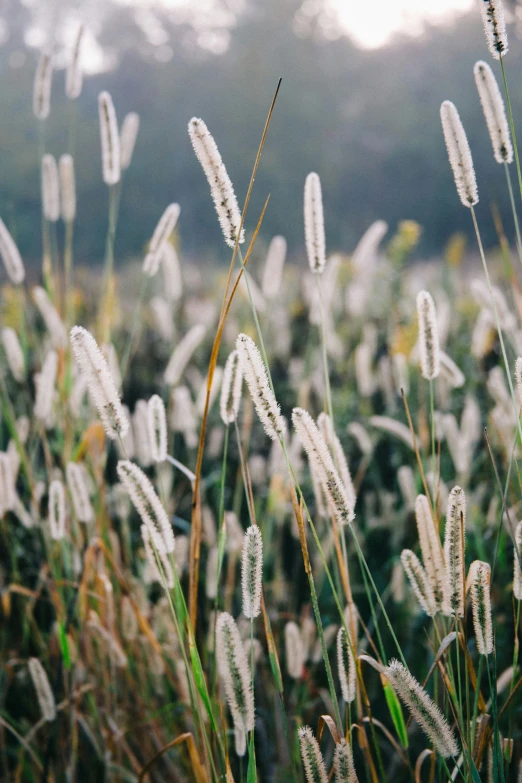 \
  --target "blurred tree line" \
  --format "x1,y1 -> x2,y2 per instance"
1,0 -> 522,268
